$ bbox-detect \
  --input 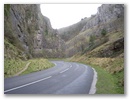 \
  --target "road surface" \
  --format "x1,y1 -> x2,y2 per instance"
4,61 -> 97,94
